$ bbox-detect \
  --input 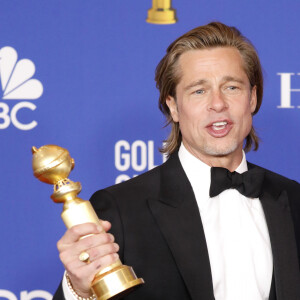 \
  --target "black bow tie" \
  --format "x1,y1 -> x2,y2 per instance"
209,167 -> 265,198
